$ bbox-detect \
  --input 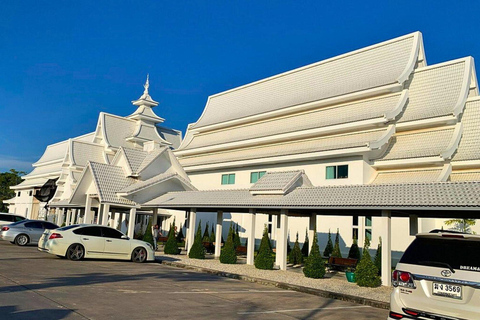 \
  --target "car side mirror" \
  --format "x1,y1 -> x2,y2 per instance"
121,235 -> 129,240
